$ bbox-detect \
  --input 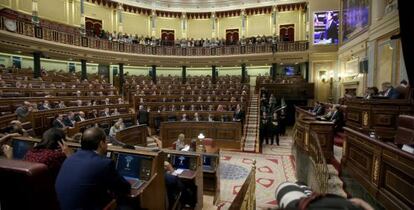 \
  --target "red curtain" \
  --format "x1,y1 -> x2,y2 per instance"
279,24 -> 294,42
161,30 -> 175,46
85,17 -> 102,37
226,29 -> 239,45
